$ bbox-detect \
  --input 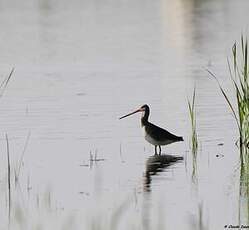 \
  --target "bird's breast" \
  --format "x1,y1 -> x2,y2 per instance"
142,126 -> 159,145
